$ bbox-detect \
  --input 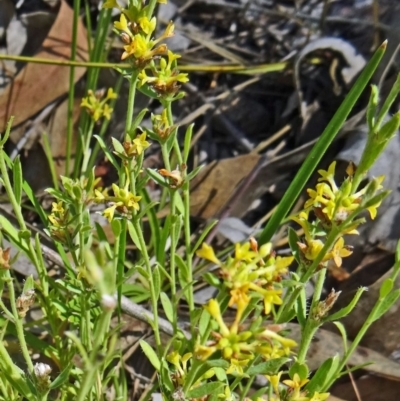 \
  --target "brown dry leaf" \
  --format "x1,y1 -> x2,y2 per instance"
46,96 -> 81,177
0,0 -> 88,131
190,153 -> 261,219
